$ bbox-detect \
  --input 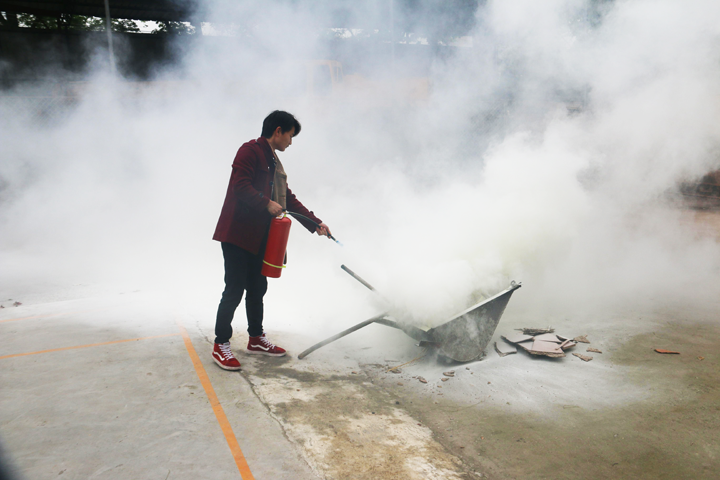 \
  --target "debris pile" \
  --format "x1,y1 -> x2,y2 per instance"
497,328 -> 599,361
0,299 -> 22,309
